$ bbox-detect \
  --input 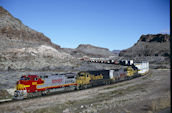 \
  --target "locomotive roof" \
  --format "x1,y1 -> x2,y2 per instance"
84,66 -> 128,72
37,73 -> 76,77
